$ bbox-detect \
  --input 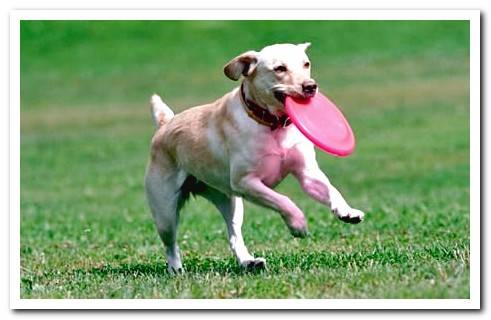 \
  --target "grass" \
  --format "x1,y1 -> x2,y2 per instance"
20,20 -> 470,299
